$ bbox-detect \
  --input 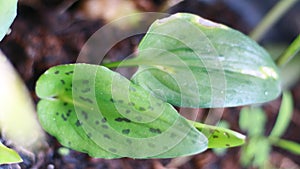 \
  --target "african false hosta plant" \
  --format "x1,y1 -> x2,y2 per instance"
36,13 -> 280,158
